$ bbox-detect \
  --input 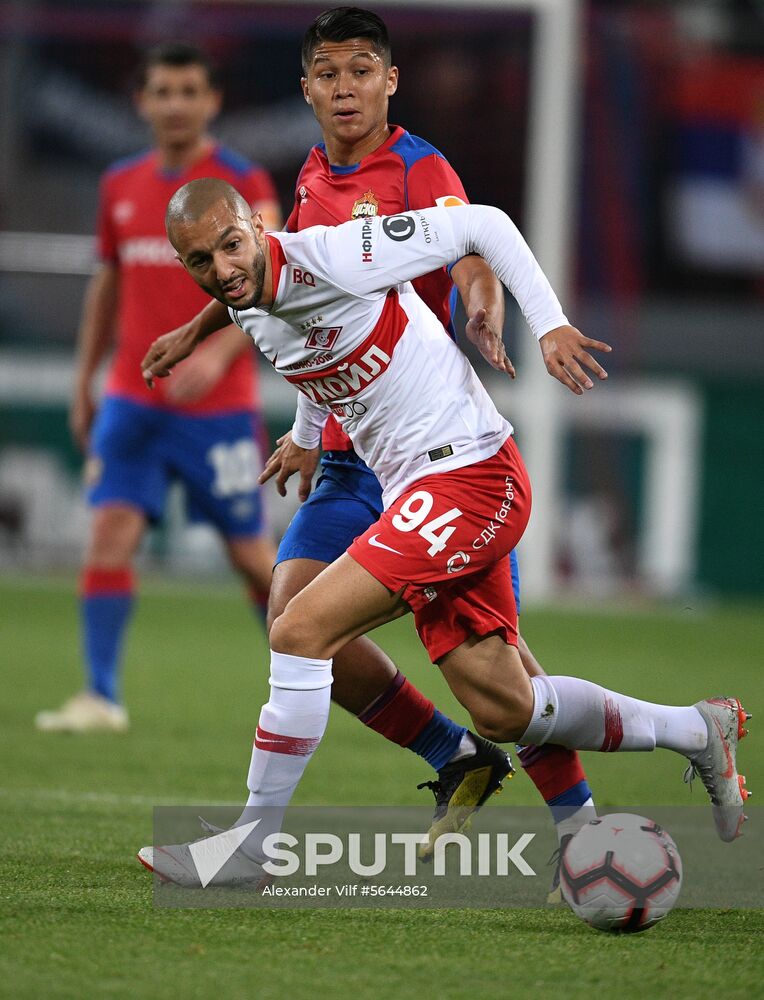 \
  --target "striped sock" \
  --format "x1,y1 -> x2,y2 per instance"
359,671 -> 466,771
516,743 -> 595,837
79,566 -> 135,703
239,651 -> 332,861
